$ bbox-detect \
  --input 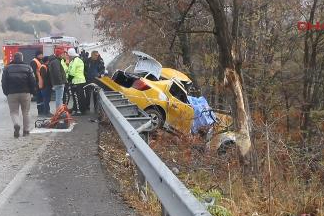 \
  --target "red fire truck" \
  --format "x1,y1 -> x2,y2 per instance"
2,36 -> 79,66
